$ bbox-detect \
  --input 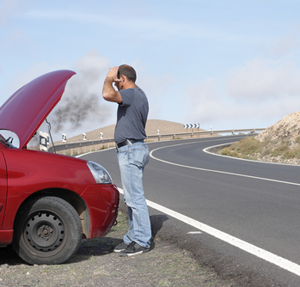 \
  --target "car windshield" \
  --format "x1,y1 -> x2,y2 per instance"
0,130 -> 20,148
